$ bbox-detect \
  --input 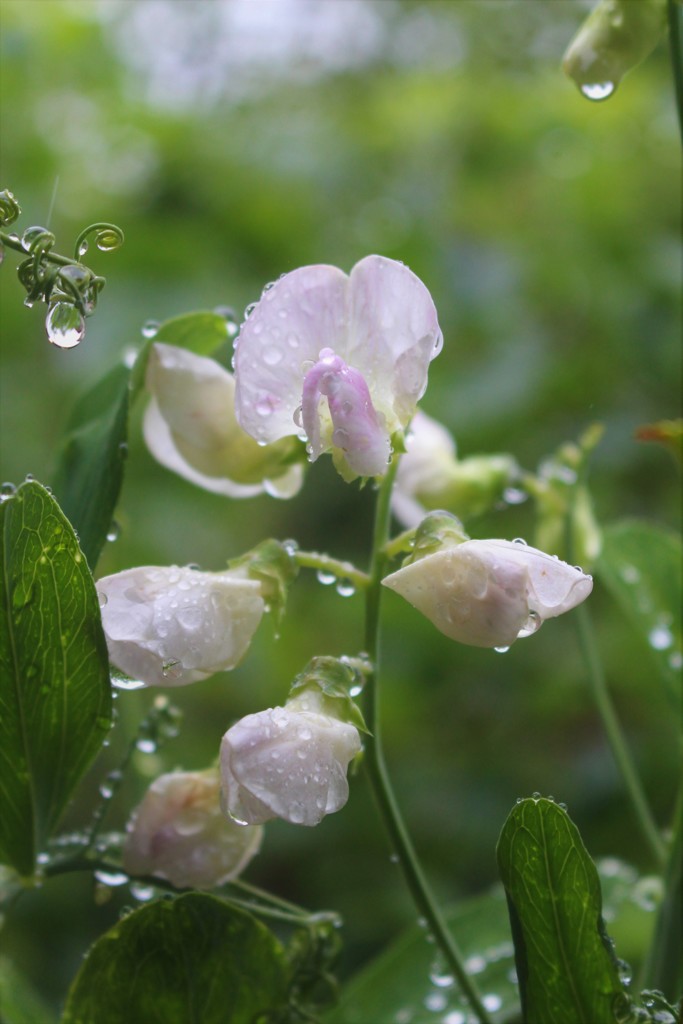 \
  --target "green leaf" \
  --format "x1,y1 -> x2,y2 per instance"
327,887 -> 518,1024
129,311 -> 231,400
62,894 -> 290,1024
52,362 -> 131,570
0,481 -> 111,876
496,797 -> 625,1024
596,519 -> 682,707
0,955 -> 57,1024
